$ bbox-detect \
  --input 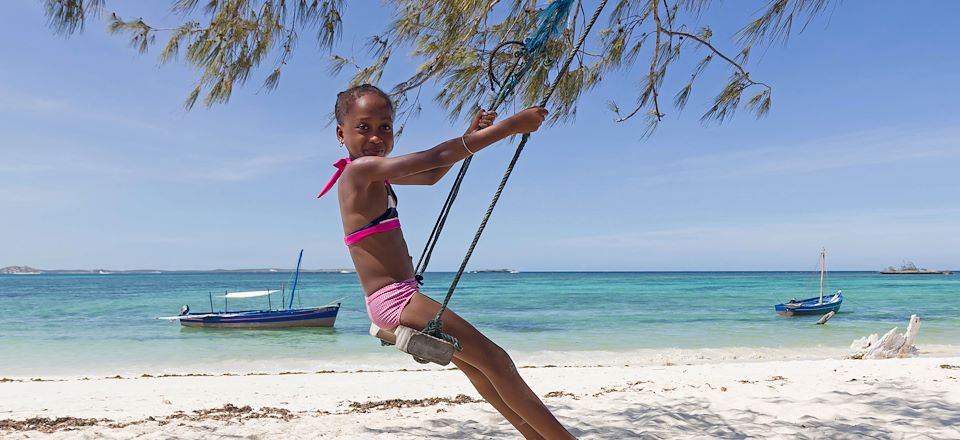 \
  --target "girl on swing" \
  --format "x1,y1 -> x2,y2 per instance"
318,84 -> 574,439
